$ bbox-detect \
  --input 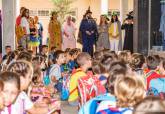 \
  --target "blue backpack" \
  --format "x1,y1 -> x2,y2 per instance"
78,94 -> 116,114
61,74 -> 71,100
147,76 -> 165,98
